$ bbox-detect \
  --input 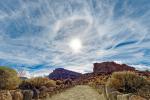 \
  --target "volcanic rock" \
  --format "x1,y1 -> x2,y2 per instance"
22,90 -> 33,100
93,62 -> 135,74
49,68 -> 82,80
